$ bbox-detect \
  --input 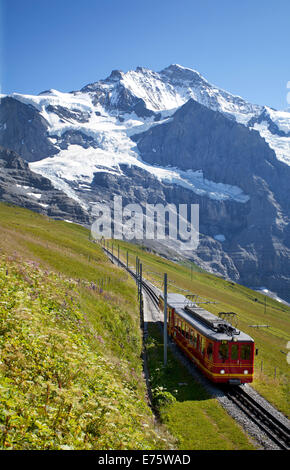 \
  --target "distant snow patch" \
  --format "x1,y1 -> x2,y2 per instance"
27,192 -> 42,199
214,234 -> 226,242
